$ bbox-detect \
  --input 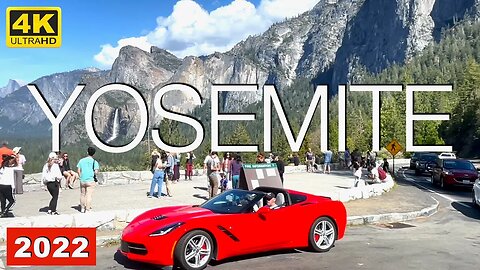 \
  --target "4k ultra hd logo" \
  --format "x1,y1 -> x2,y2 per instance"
6,7 -> 62,48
